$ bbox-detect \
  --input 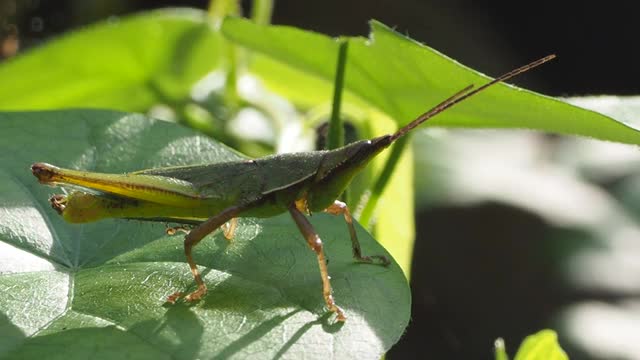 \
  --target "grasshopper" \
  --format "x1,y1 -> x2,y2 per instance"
31,55 -> 554,321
